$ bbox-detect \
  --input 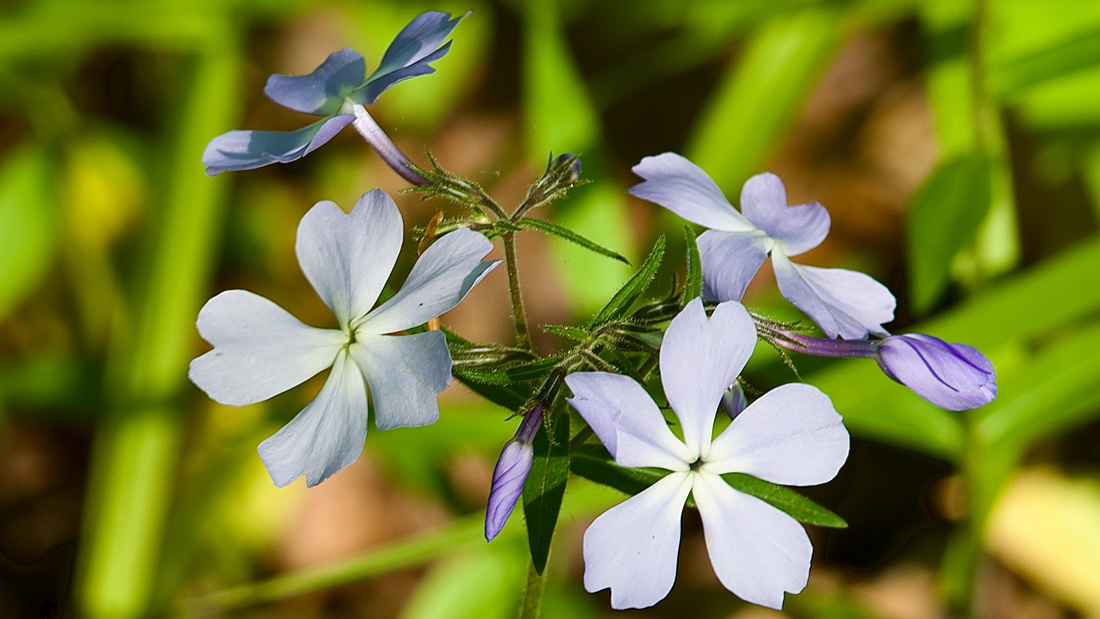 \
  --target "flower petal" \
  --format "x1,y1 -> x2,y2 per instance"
693,472 -> 812,609
740,172 -> 830,256
660,299 -> 756,458
189,290 -> 346,406
485,440 -> 534,541
697,229 -> 770,302
349,331 -> 451,430
706,383 -> 849,485
582,471 -> 693,610
264,48 -> 367,115
202,114 -> 354,176
256,348 -> 368,487
565,372 -> 692,470
295,190 -> 403,328
357,228 -> 498,334
877,334 -> 996,410
355,11 -> 468,104
629,153 -> 756,232
772,250 -> 896,339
